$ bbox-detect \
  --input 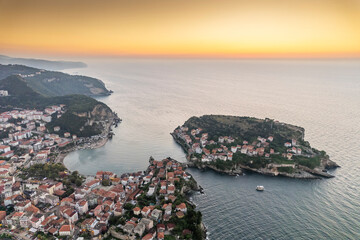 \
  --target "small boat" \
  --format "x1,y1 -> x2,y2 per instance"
256,186 -> 265,191
199,185 -> 205,194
